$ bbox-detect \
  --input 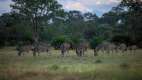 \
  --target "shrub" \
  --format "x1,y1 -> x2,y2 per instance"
111,35 -> 131,45
90,36 -> 104,49
70,37 -> 87,48
120,63 -> 129,69
50,64 -> 60,71
95,59 -> 102,63
51,35 -> 71,49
